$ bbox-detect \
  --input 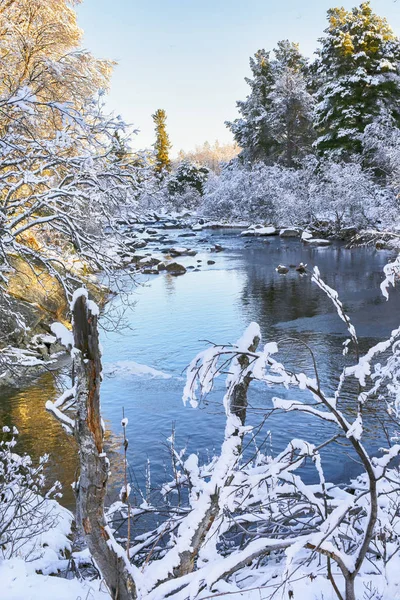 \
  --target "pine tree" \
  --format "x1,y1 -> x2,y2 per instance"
152,109 -> 172,172
226,43 -> 314,166
270,41 -> 315,166
313,2 -> 400,159
226,49 -> 277,163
